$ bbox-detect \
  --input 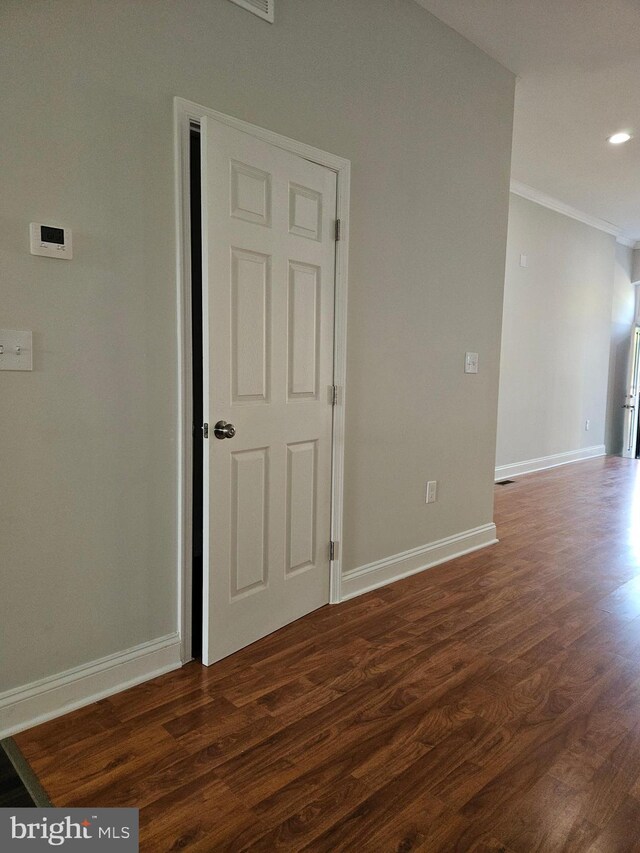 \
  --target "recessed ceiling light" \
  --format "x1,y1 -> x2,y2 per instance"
608,132 -> 632,145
